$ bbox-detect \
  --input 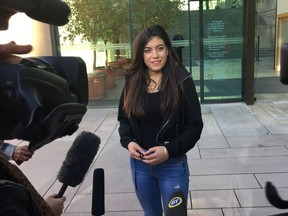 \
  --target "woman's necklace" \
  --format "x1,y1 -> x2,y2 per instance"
147,78 -> 161,93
